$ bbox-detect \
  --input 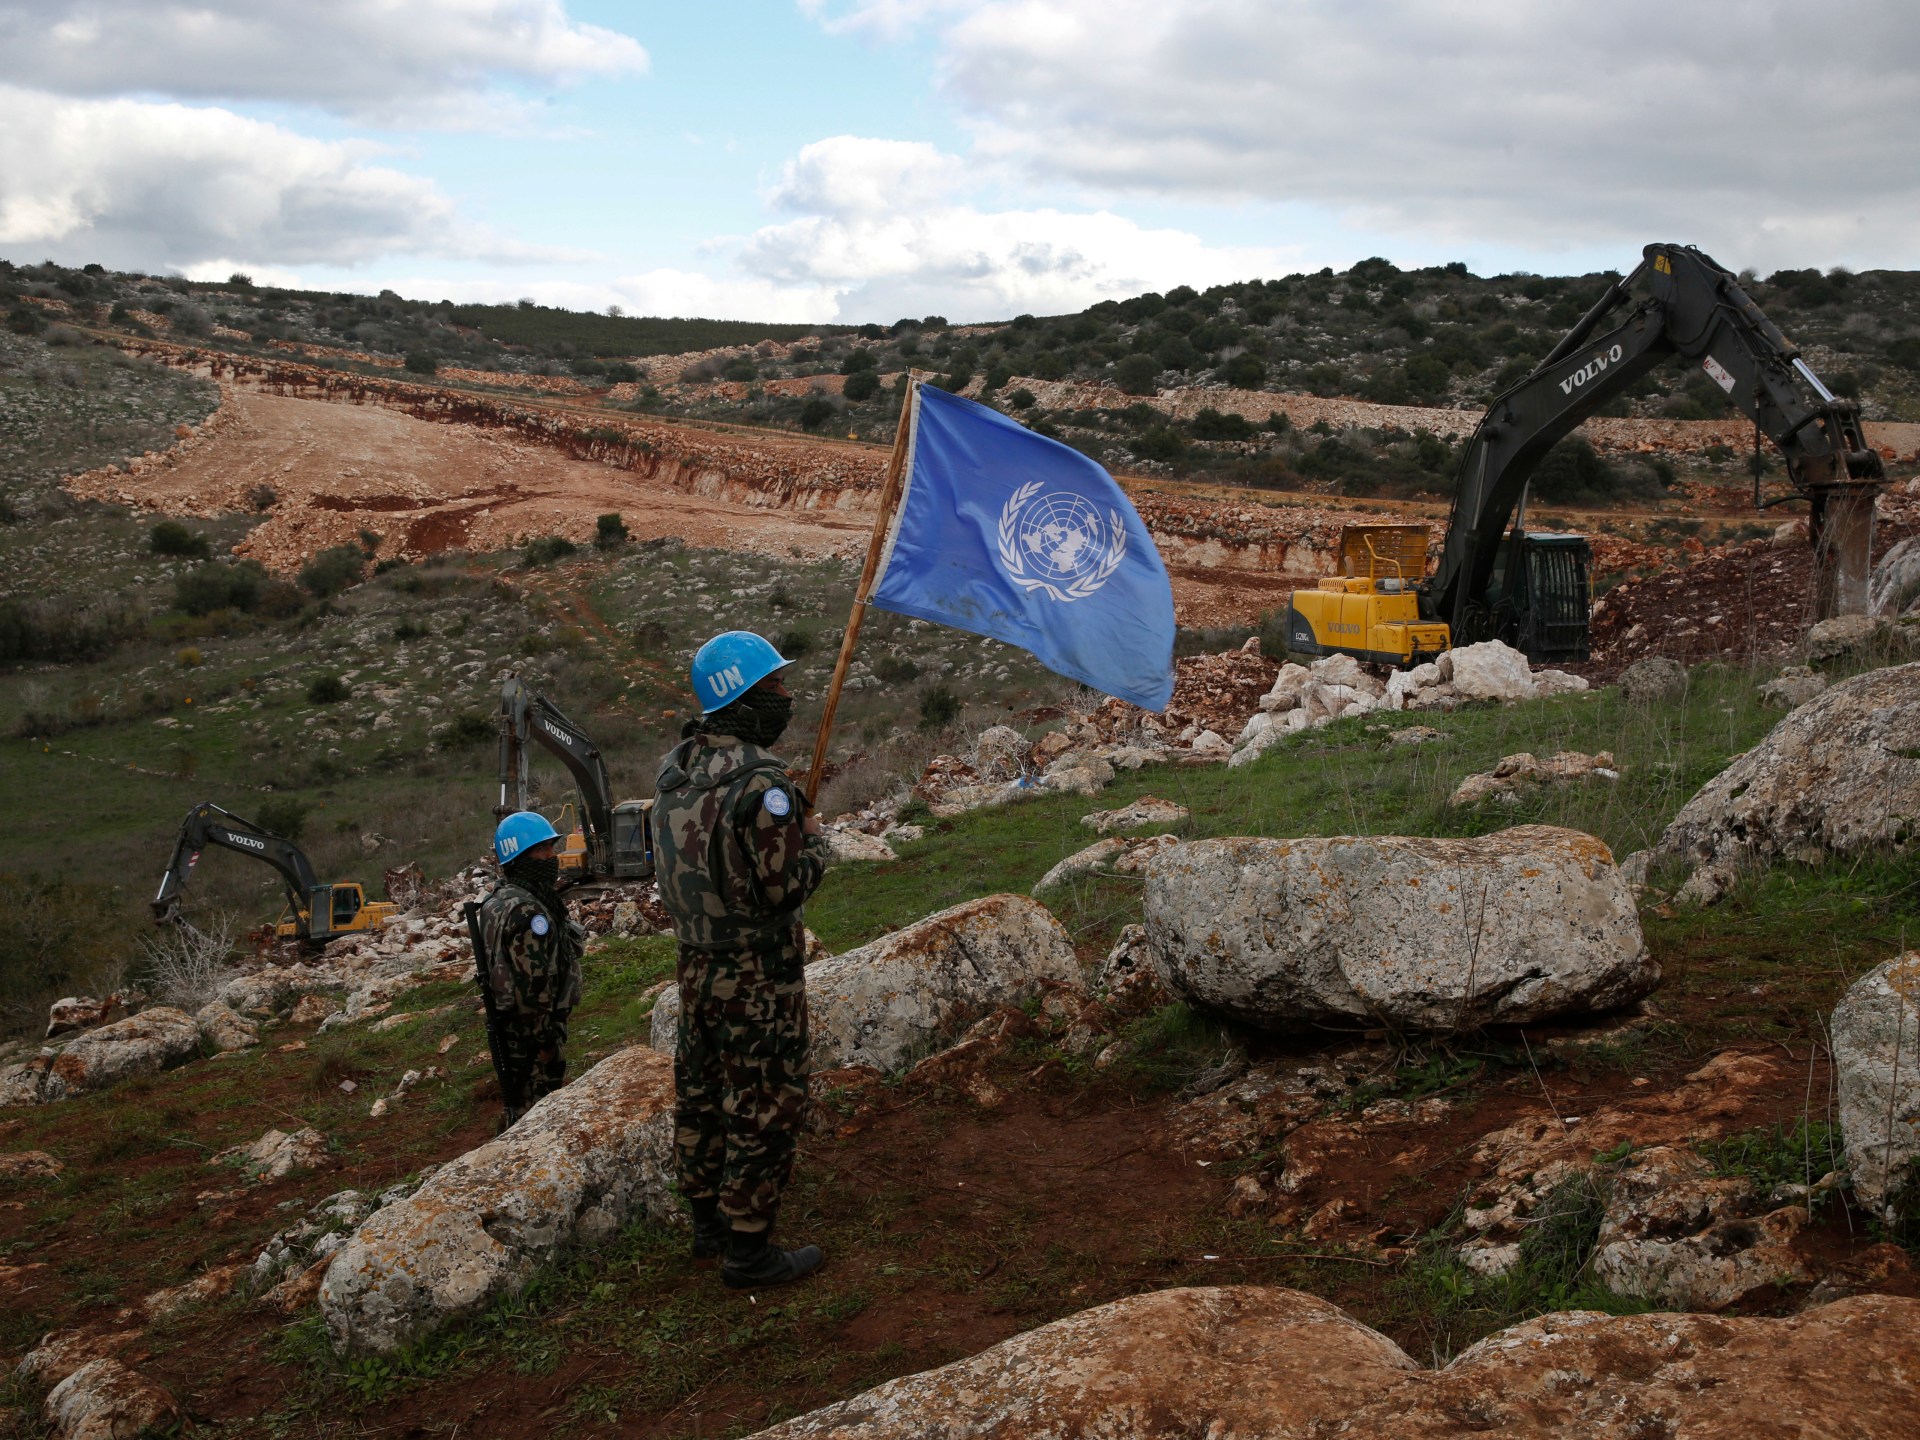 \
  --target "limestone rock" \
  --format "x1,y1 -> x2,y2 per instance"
1307,652 -> 1382,697
1833,953 -> 1920,1222
1758,664 -> 1828,709
289,993 -> 341,1026
1389,724 -> 1444,746
1111,834 -> 1178,874
217,1126 -> 329,1182
1144,826 -> 1655,1032
1031,839 -> 1127,895
1258,662 -> 1312,712
195,1000 -> 258,1052
1806,612 -> 1913,664
1532,668 -> 1589,697
1870,535 -> 1920,617
44,1358 -> 176,1440
1189,729 -> 1231,757
0,1150 -> 62,1179
822,827 -> 897,863
652,896 -> 1082,1073
747,1286 -> 1920,1440
745,1286 -> 1418,1440
971,724 -> 1026,782
1039,756 -> 1114,797
1619,654 -> 1688,703
320,1045 -> 678,1355
1,1006 -> 202,1107
1081,796 -> 1189,834
13,1329 -> 140,1388
1440,640 -> 1537,702
1590,1145 -> 1809,1308
1650,661 -> 1920,894
1447,750 -> 1617,808
45,995 -> 124,1040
